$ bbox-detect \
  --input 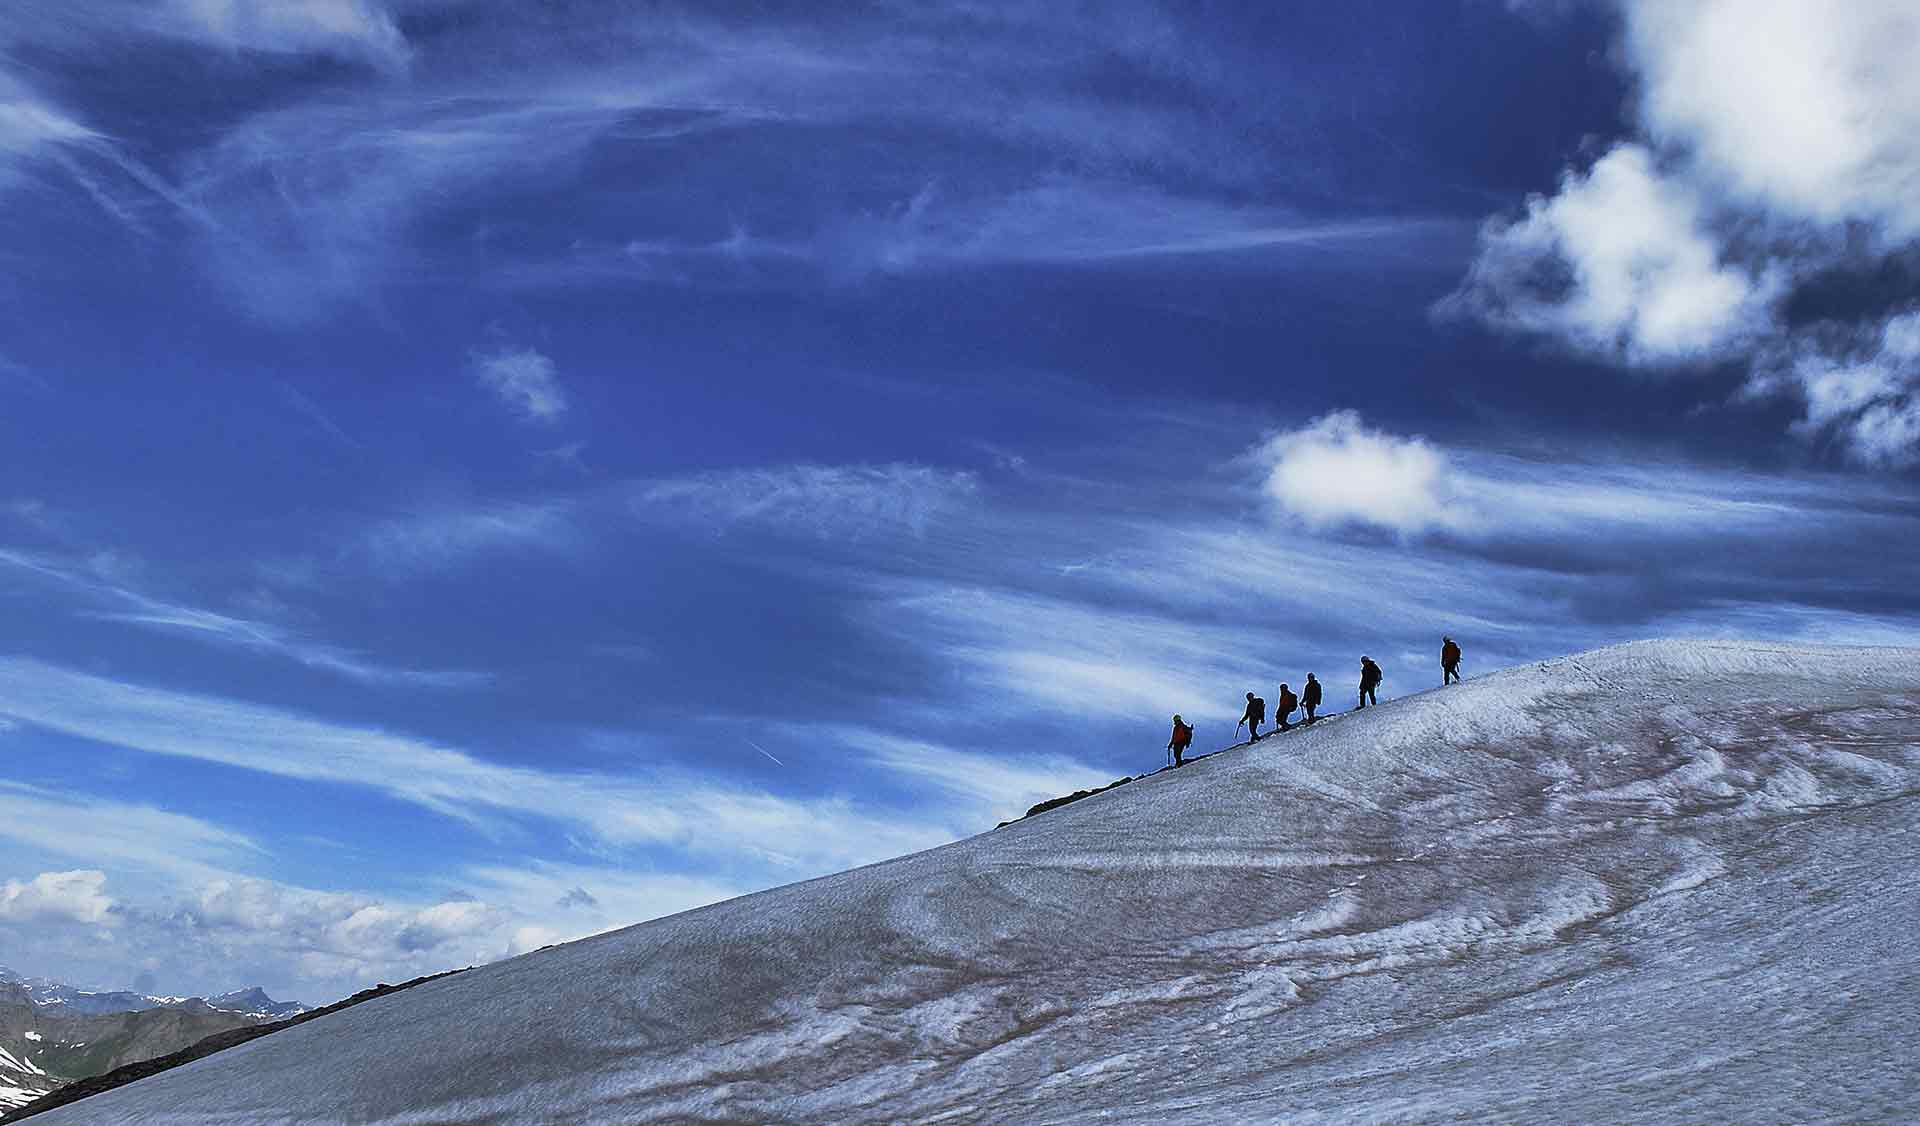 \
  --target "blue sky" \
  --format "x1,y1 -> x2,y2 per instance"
2,0 -> 1918,1002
